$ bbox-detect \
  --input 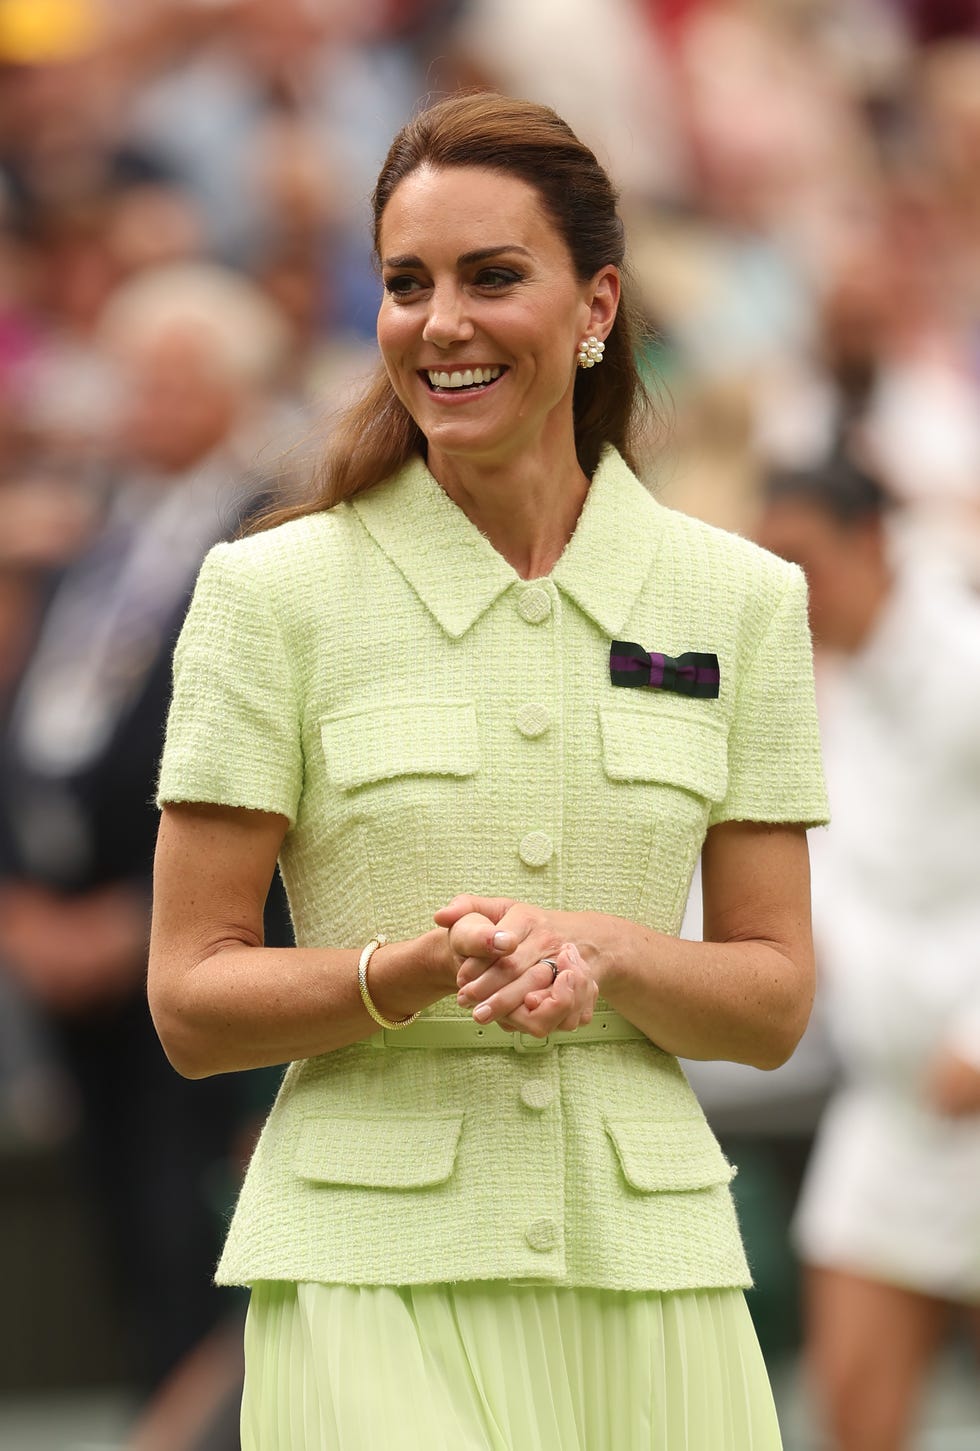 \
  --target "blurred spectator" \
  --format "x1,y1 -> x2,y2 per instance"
757,453 -> 980,1451
121,0 -> 447,335
0,261 -> 294,1398
453,0 -> 688,199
